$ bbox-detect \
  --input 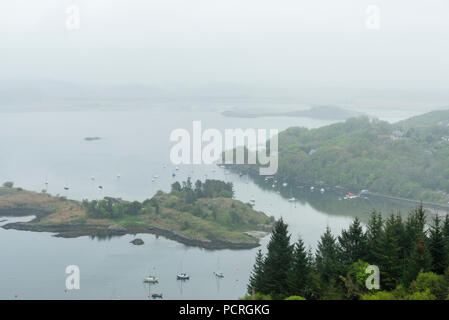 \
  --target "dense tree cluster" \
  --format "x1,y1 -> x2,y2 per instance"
83,179 -> 234,219
2,181 -> 14,188
82,197 -> 146,219
171,178 -> 234,204
247,206 -> 449,300
269,114 -> 449,203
